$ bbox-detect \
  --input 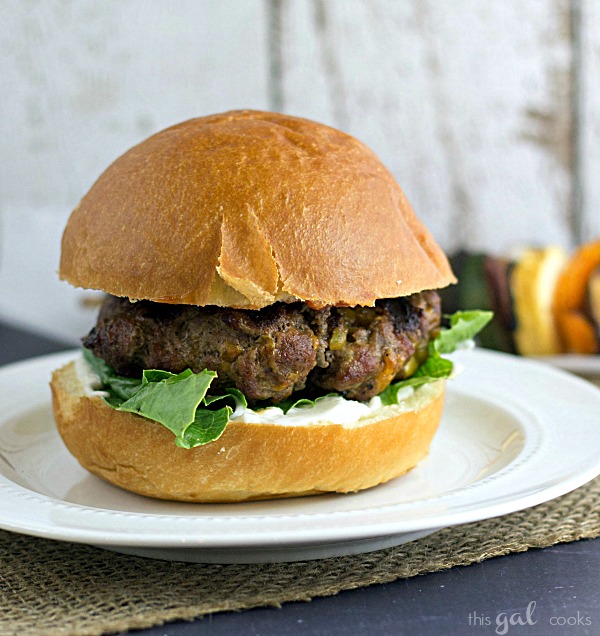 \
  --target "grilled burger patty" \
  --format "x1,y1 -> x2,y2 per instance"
83,291 -> 441,405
